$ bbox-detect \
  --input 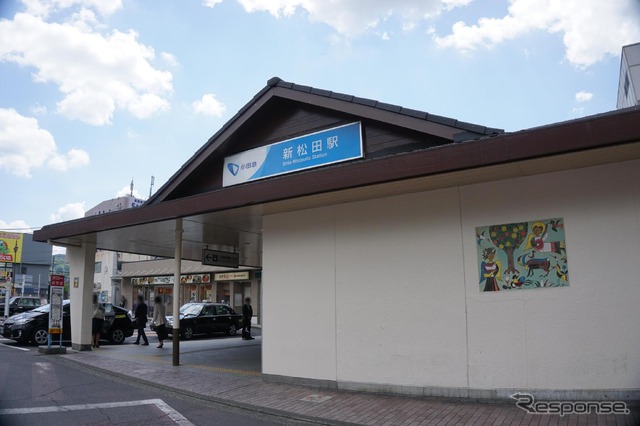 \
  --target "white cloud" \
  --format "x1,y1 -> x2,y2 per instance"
0,108 -> 90,177
161,51 -> 179,67
115,185 -> 143,199
0,219 -> 33,233
48,148 -> 90,171
50,201 -> 86,223
434,0 -> 640,67
233,0 -> 467,37
575,91 -> 593,102
192,93 -> 226,117
0,5 -> 173,126
381,31 -> 390,41
203,0 -> 224,8
29,103 -> 47,115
